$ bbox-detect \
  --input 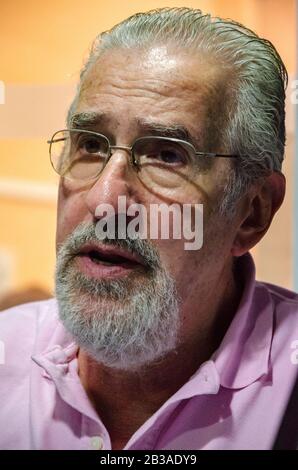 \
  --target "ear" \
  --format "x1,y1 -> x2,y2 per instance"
231,172 -> 286,257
